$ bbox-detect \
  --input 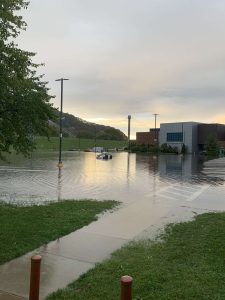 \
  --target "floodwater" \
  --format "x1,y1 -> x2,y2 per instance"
1,152 -> 225,299
0,151 -> 224,205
